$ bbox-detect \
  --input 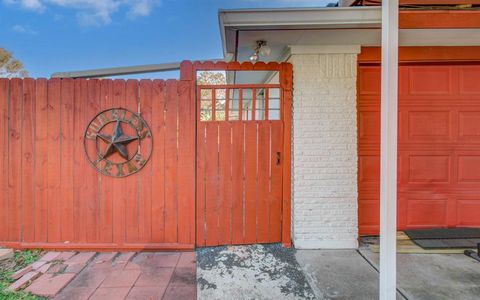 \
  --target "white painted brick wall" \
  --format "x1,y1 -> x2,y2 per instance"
289,45 -> 360,249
